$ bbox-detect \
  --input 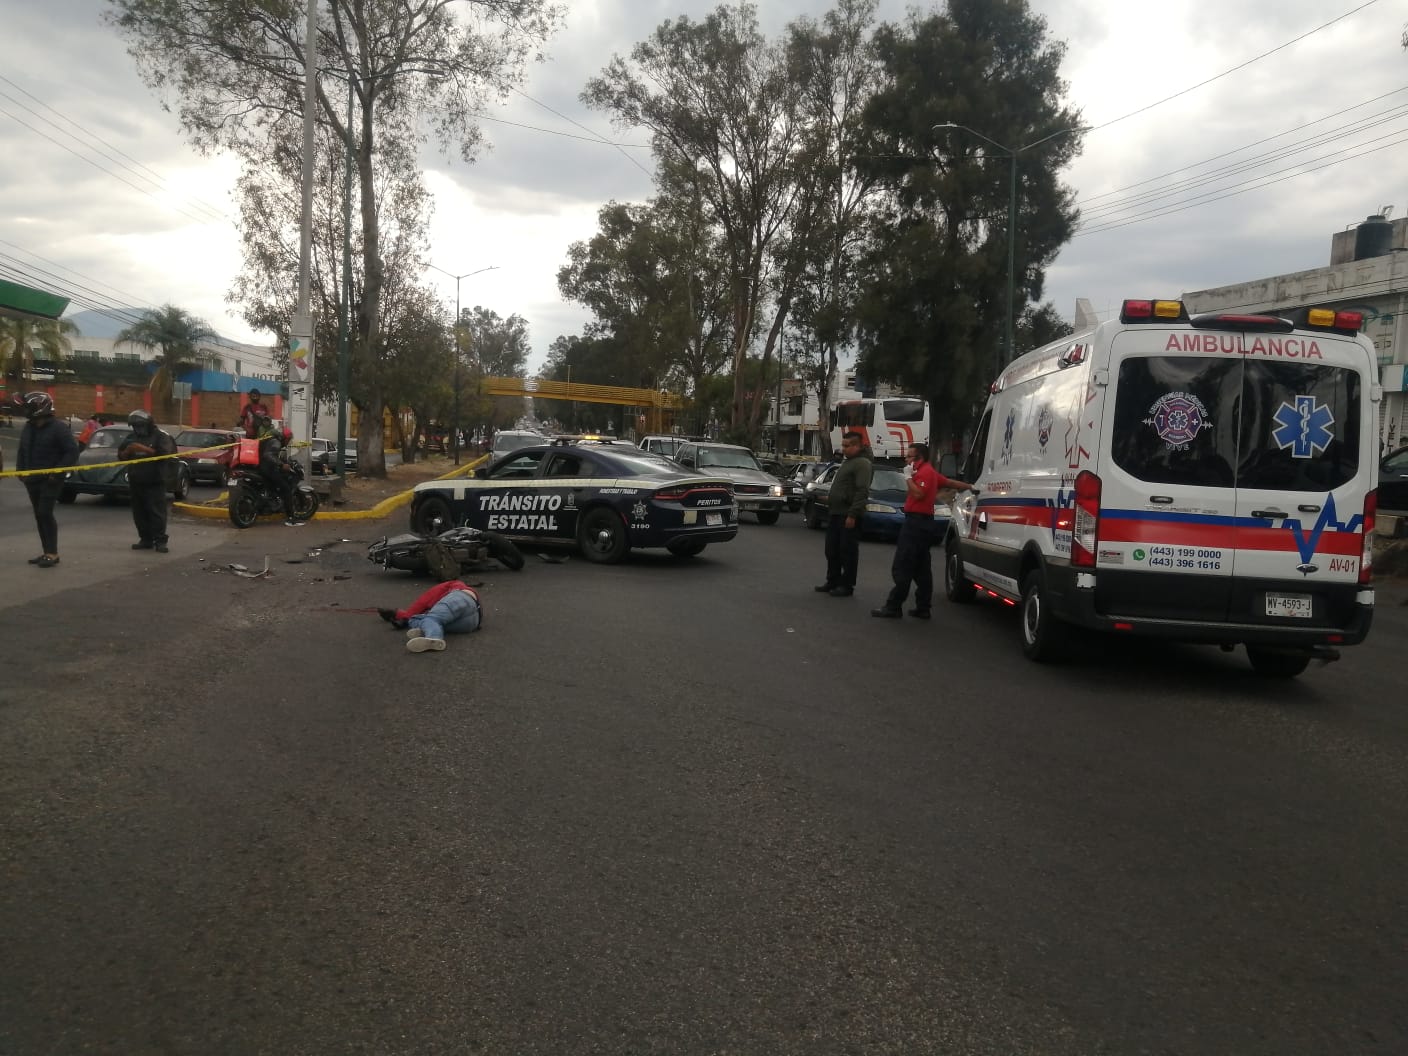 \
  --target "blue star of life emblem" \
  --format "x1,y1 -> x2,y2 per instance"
1271,395 -> 1335,459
